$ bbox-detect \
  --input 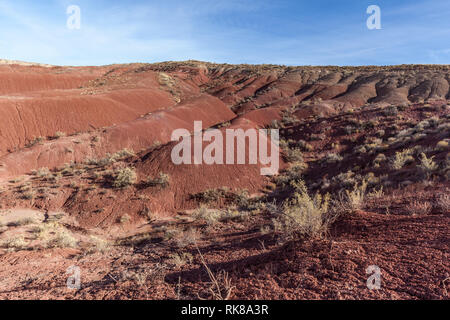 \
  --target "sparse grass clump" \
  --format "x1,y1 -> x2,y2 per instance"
197,248 -> 235,300
344,180 -> 368,210
26,136 -> 44,148
113,148 -> 136,160
435,194 -> 450,212
275,162 -> 308,188
296,140 -> 314,152
193,207 -> 222,225
269,119 -> 282,129
192,189 -> 223,204
35,167 -> 50,177
8,217 -> 35,227
367,186 -> 384,199
373,153 -> 387,167
174,228 -> 200,248
21,190 -> 35,200
281,111 -> 299,126
168,252 -> 194,266
119,214 -> 131,224
87,149 -> 136,167
406,201 -> 432,216
144,172 -> 170,188
331,171 -> 357,189
113,167 -> 137,188
88,236 -> 110,253
191,188 -> 248,207
32,222 -> 78,249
